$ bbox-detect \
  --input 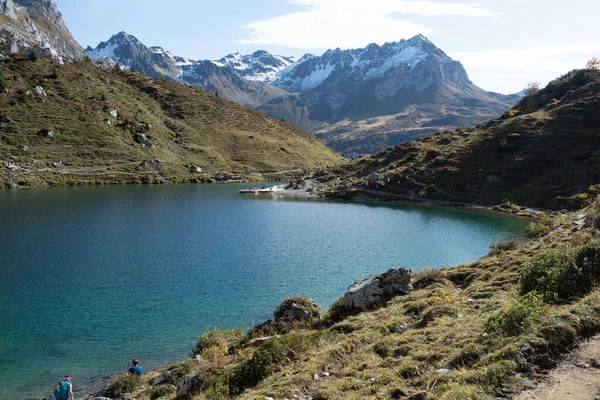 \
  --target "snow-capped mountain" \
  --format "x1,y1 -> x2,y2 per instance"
214,50 -> 295,83
257,34 -> 518,154
86,33 -> 289,106
86,32 -> 181,79
273,35 -> 469,96
0,0 -> 84,62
